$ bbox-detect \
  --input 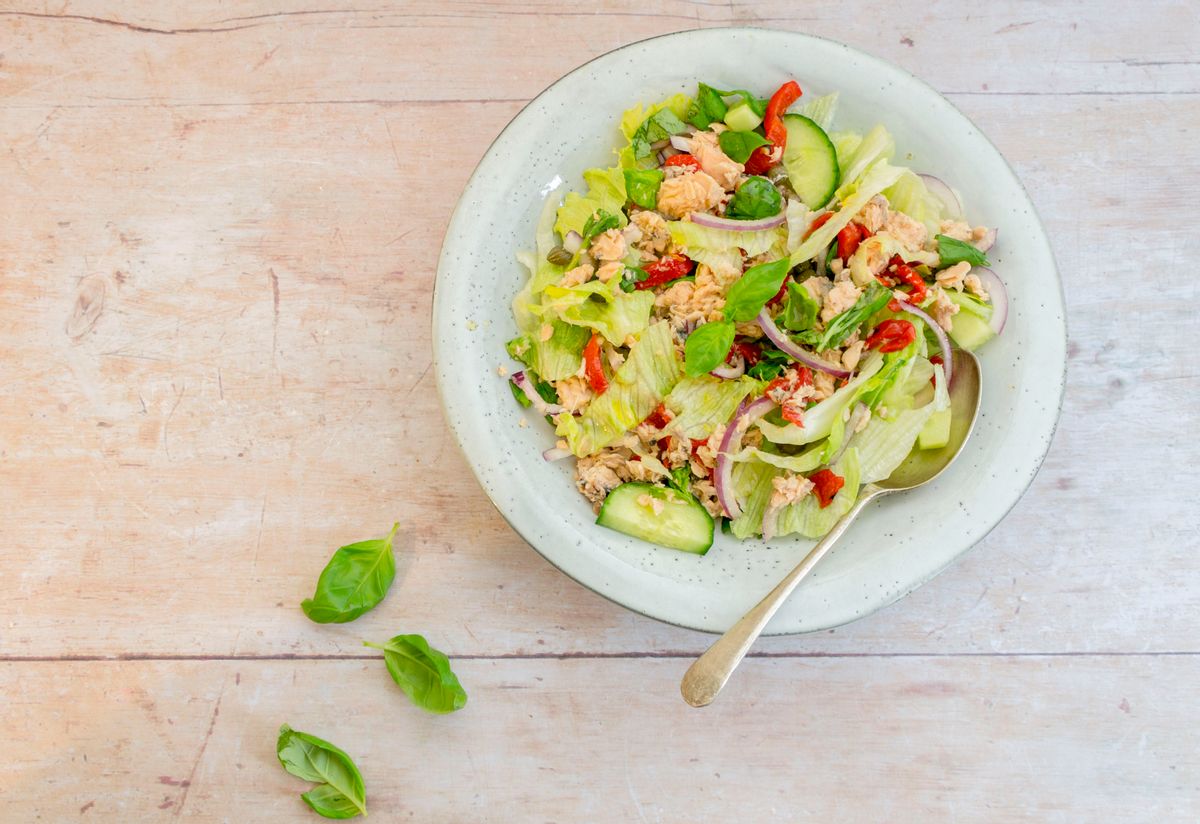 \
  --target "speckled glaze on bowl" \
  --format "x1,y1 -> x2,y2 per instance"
433,28 -> 1066,634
